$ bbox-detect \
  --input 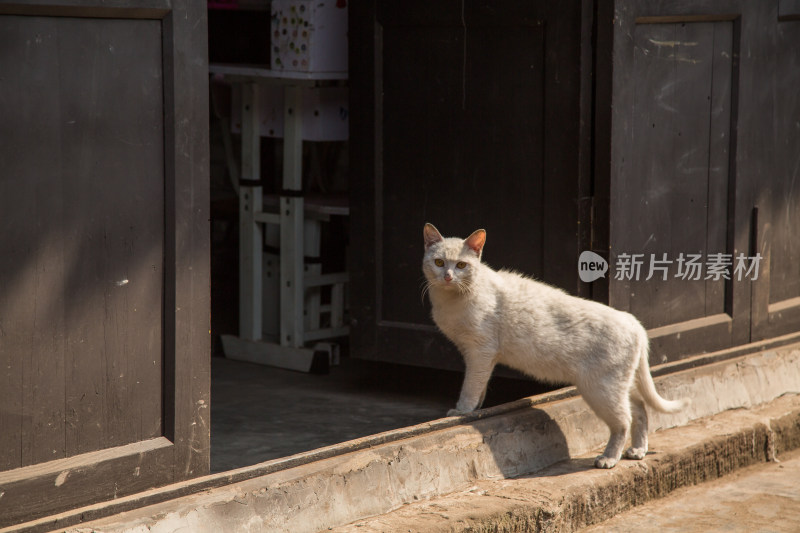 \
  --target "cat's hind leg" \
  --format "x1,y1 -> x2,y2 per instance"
579,385 -> 631,469
624,395 -> 649,460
